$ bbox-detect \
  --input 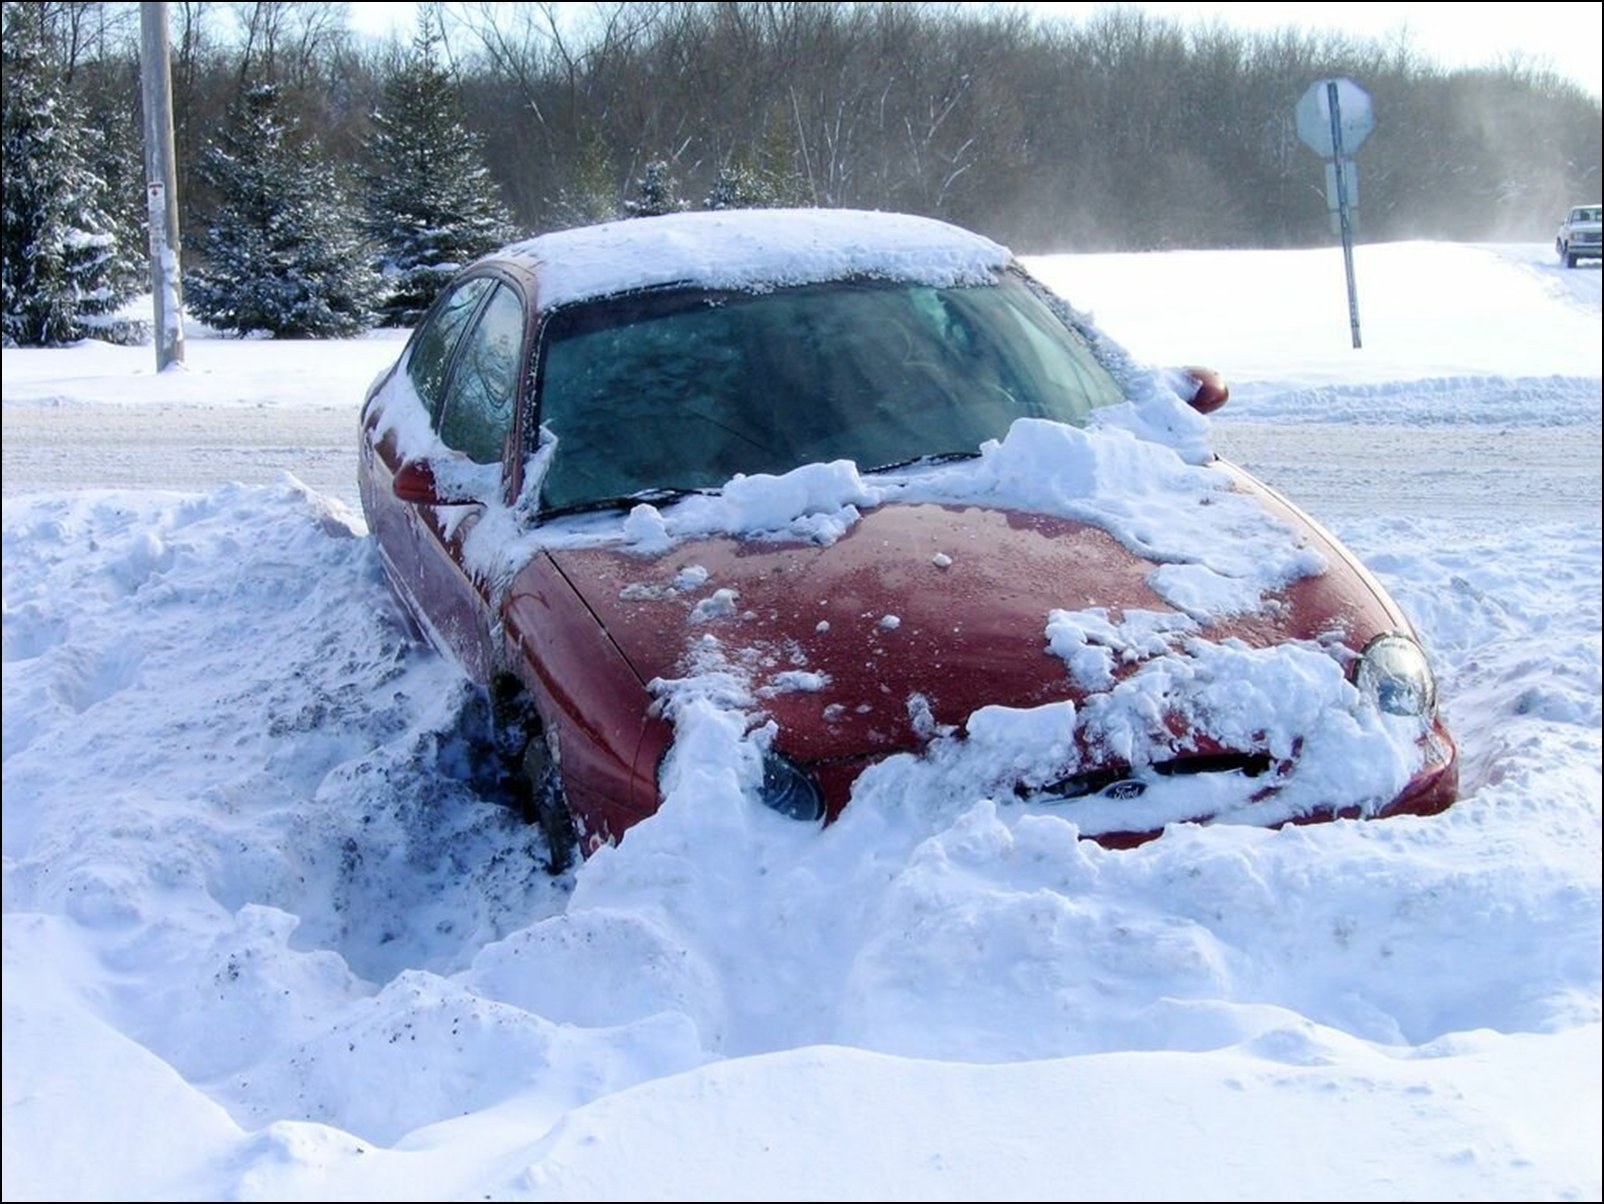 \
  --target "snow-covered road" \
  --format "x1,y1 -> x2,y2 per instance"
6,243 -> 1596,526
7,400 -> 1600,524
